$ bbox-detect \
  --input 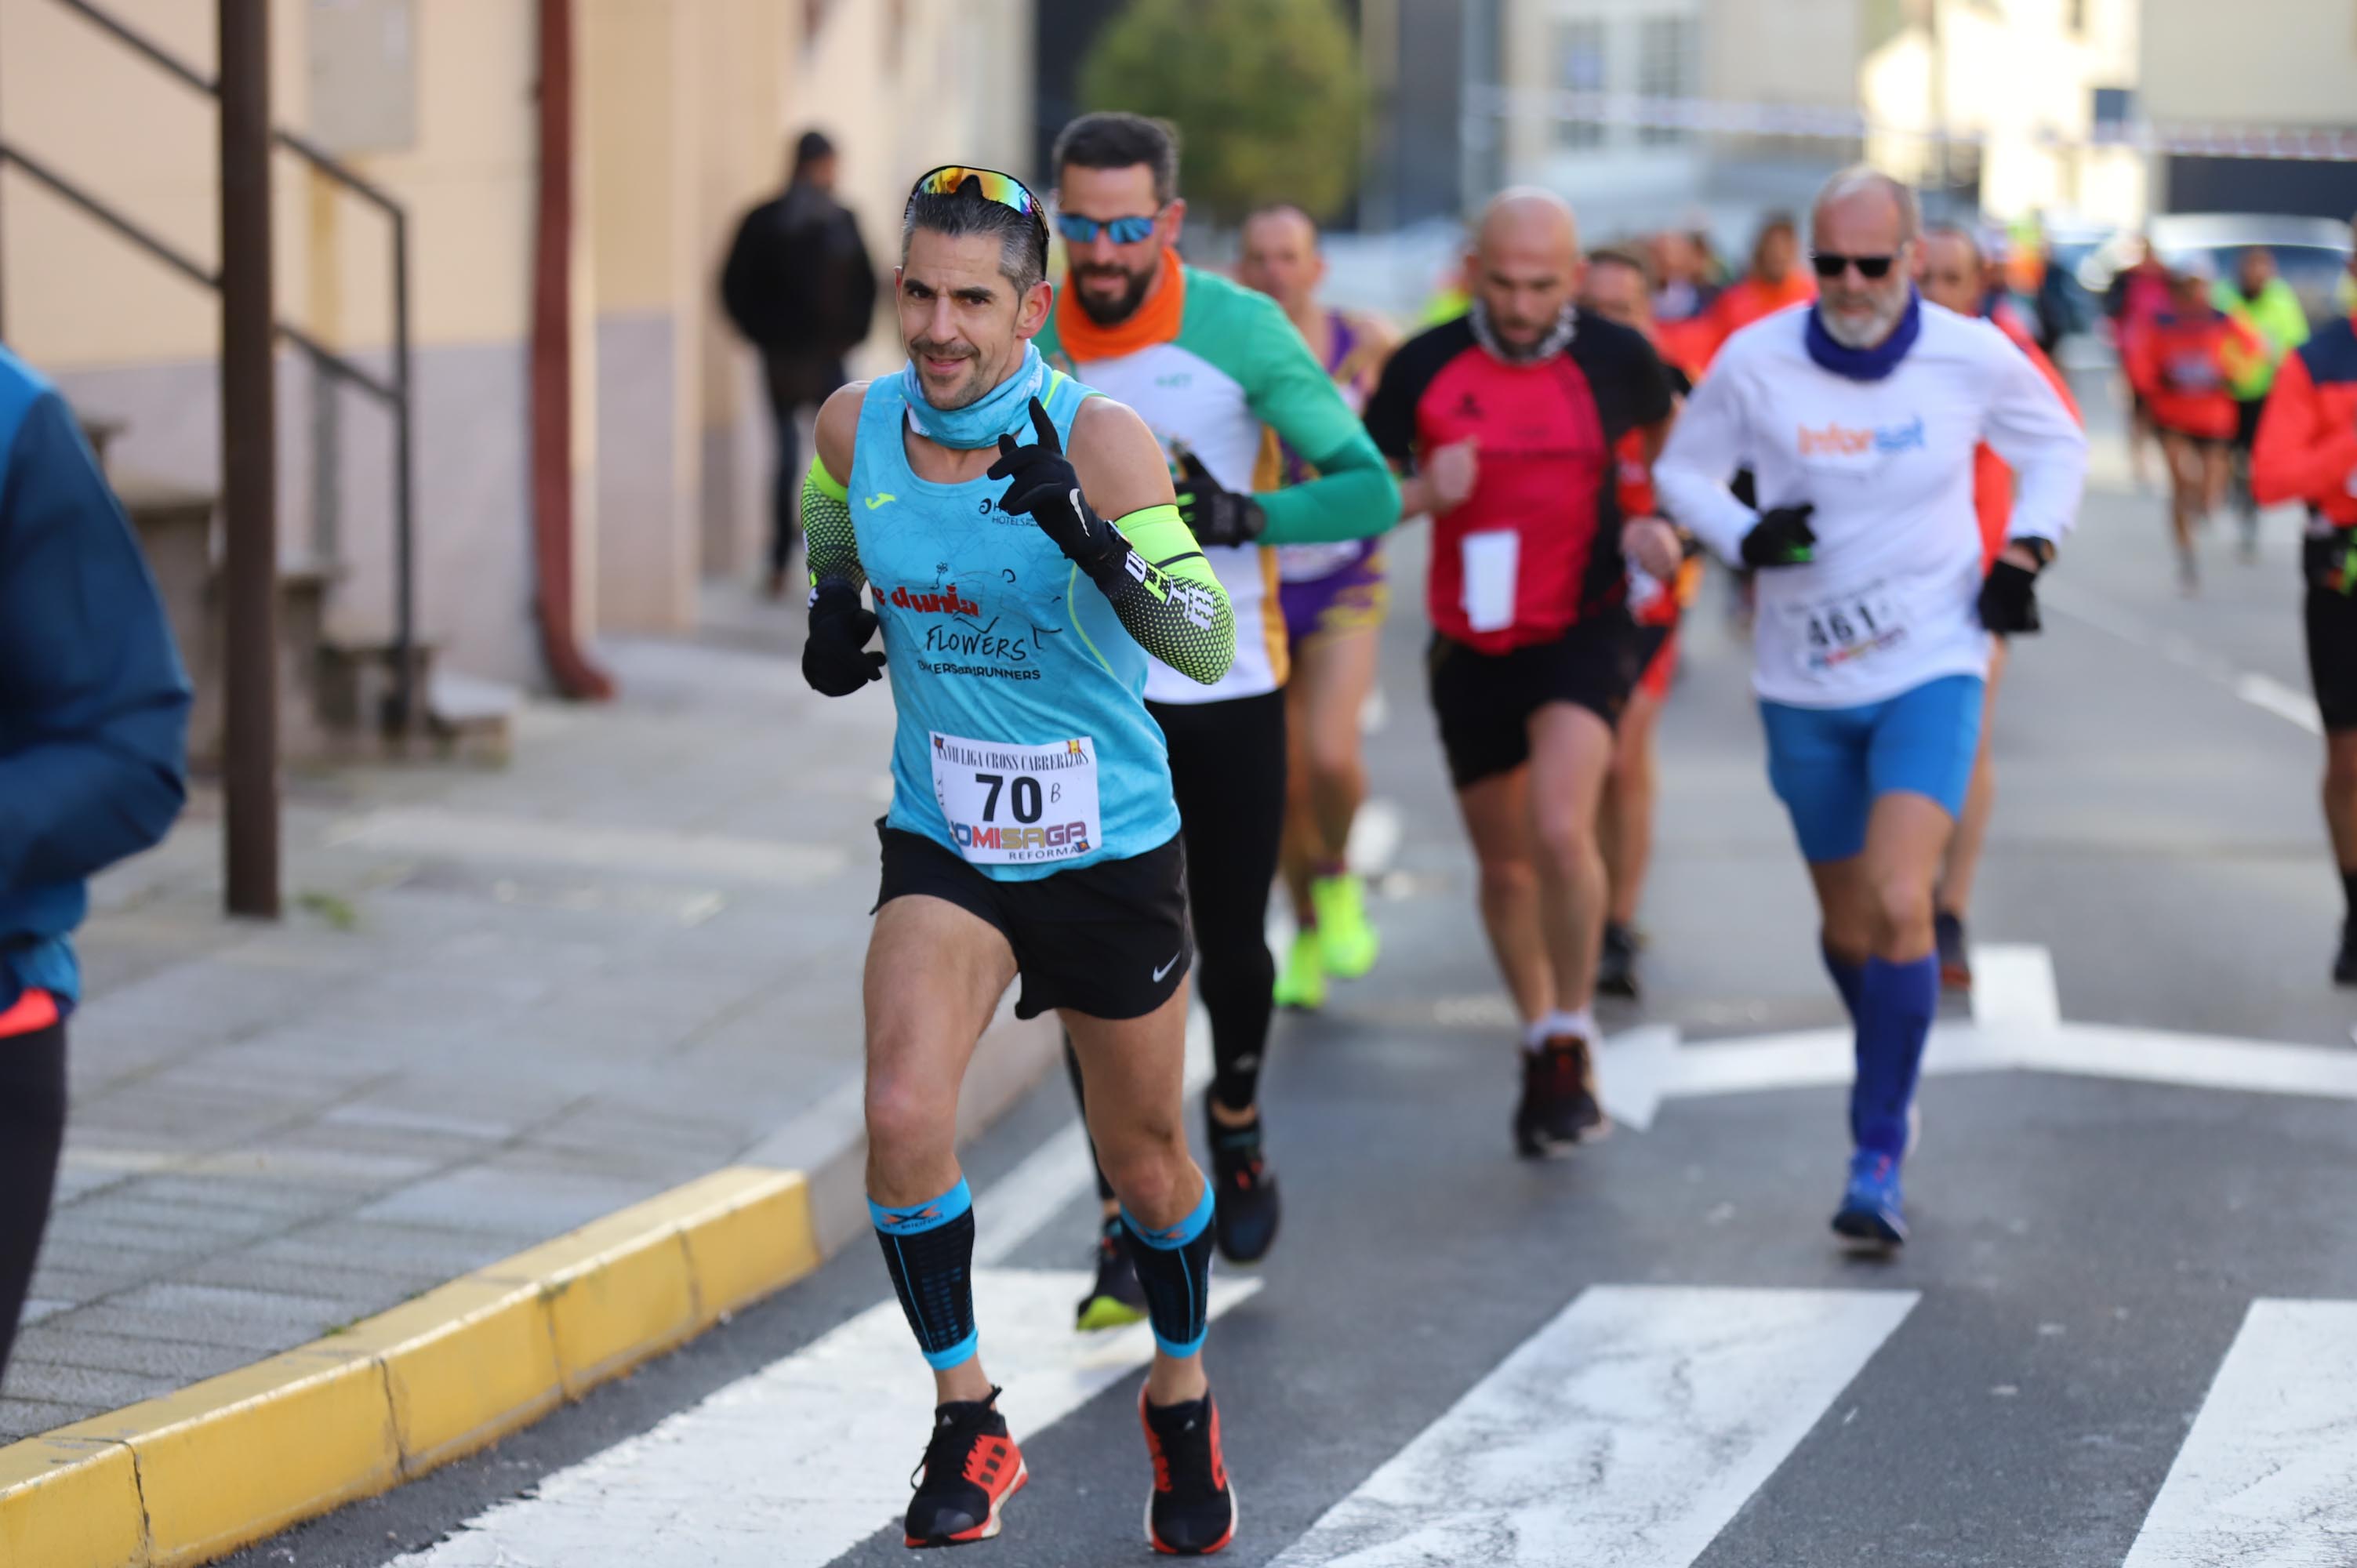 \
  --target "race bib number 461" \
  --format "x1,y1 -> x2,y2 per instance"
1781,583 -> 1912,681
930,731 -> 1102,866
